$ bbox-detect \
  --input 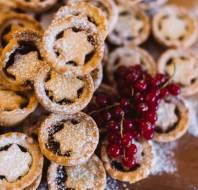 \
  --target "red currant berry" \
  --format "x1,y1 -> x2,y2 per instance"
108,133 -> 121,145
155,73 -> 167,85
134,93 -> 144,103
125,144 -> 137,157
108,144 -> 121,158
140,121 -> 154,140
149,77 -> 158,88
134,80 -> 147,92
119,98 -> 130,108
136,103 -> 149,113
112,106 -> 124,118
145,90 -> 159,103
122,132 -> 133,147
145,112 -> 157,124
123,119 -> 133,130
168,83 -> 181,96
95,95 -> 108,107
159,88 -> 169,99
122,156 -> 136,169
107,120 -> 119,131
